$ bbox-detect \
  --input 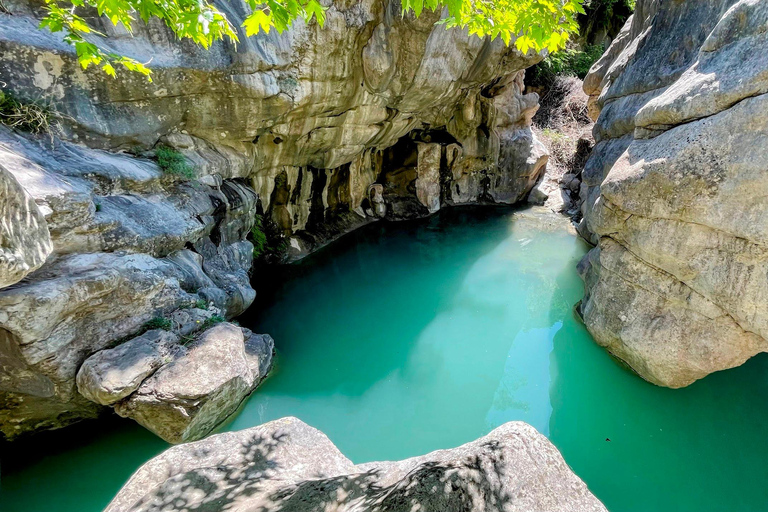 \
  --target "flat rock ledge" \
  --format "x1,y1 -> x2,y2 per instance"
106,417 -> 606,512
77,322 -> 274,443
